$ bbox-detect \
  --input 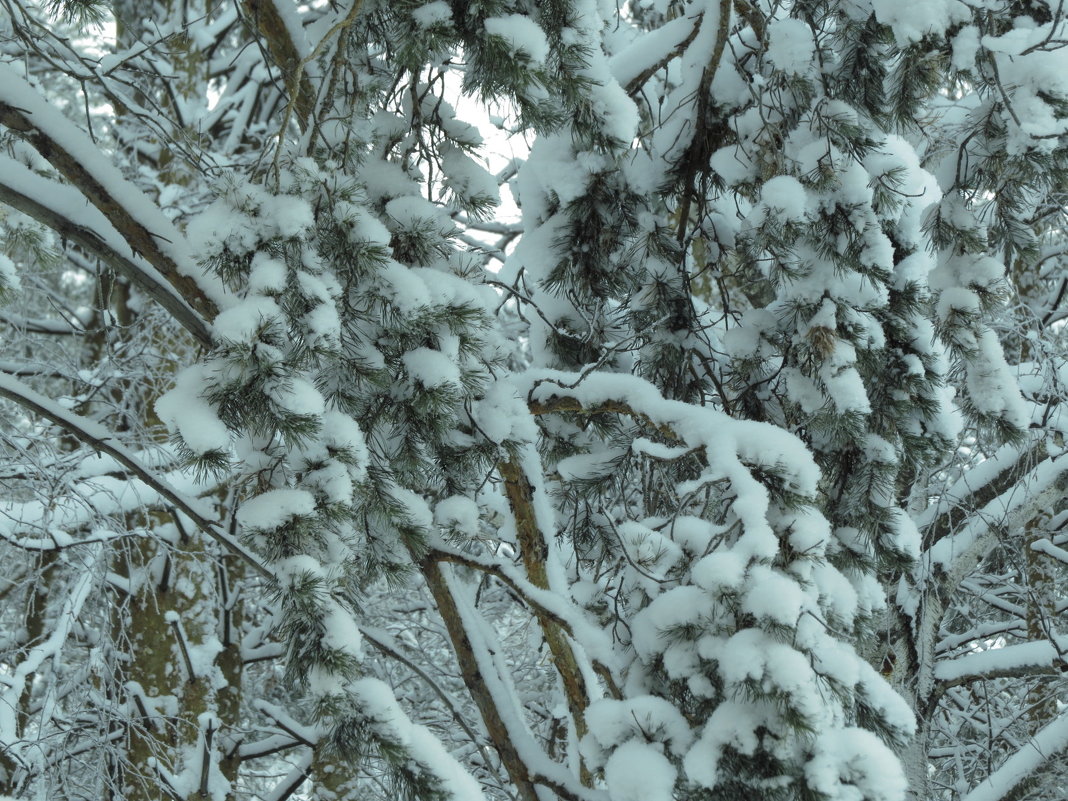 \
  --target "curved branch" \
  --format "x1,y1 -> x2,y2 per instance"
430,545 -> 623,701
359,625 -> 486,753
0,157 -> 212,347
418,558 -> 543,801
239,0 -> 318,128
0,63 -> 219,322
